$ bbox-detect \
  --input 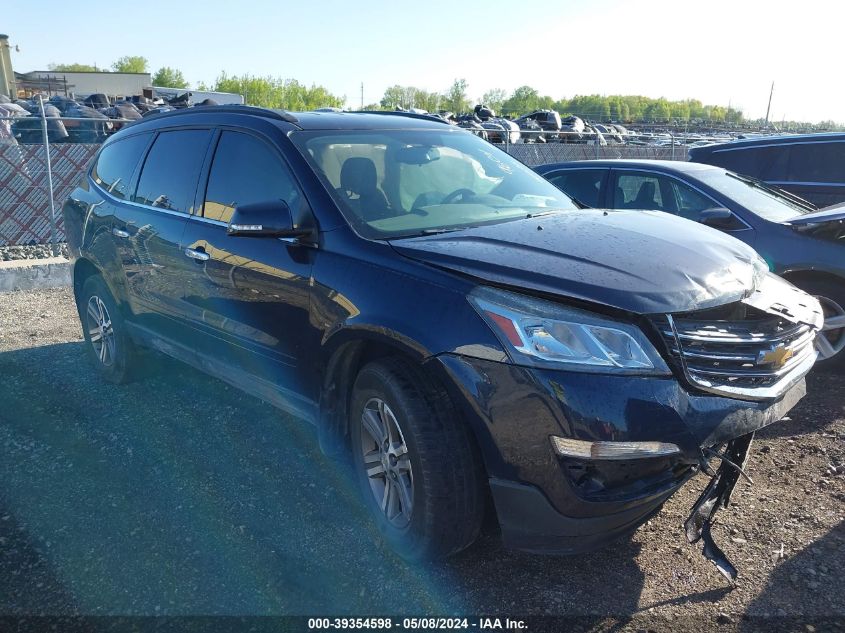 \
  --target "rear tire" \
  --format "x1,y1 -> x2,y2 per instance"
349,357 -> 485,560
794,279 -> 845,371
78,275 -> 139,383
